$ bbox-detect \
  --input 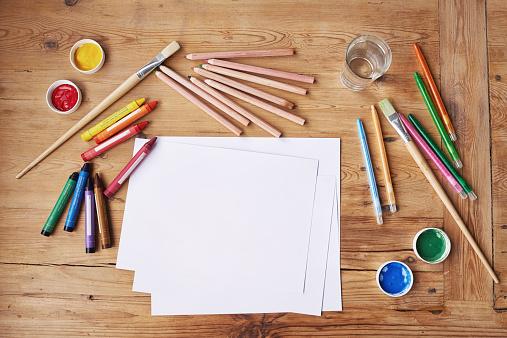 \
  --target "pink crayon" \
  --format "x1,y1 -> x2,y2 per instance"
398,113 -> 466,199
